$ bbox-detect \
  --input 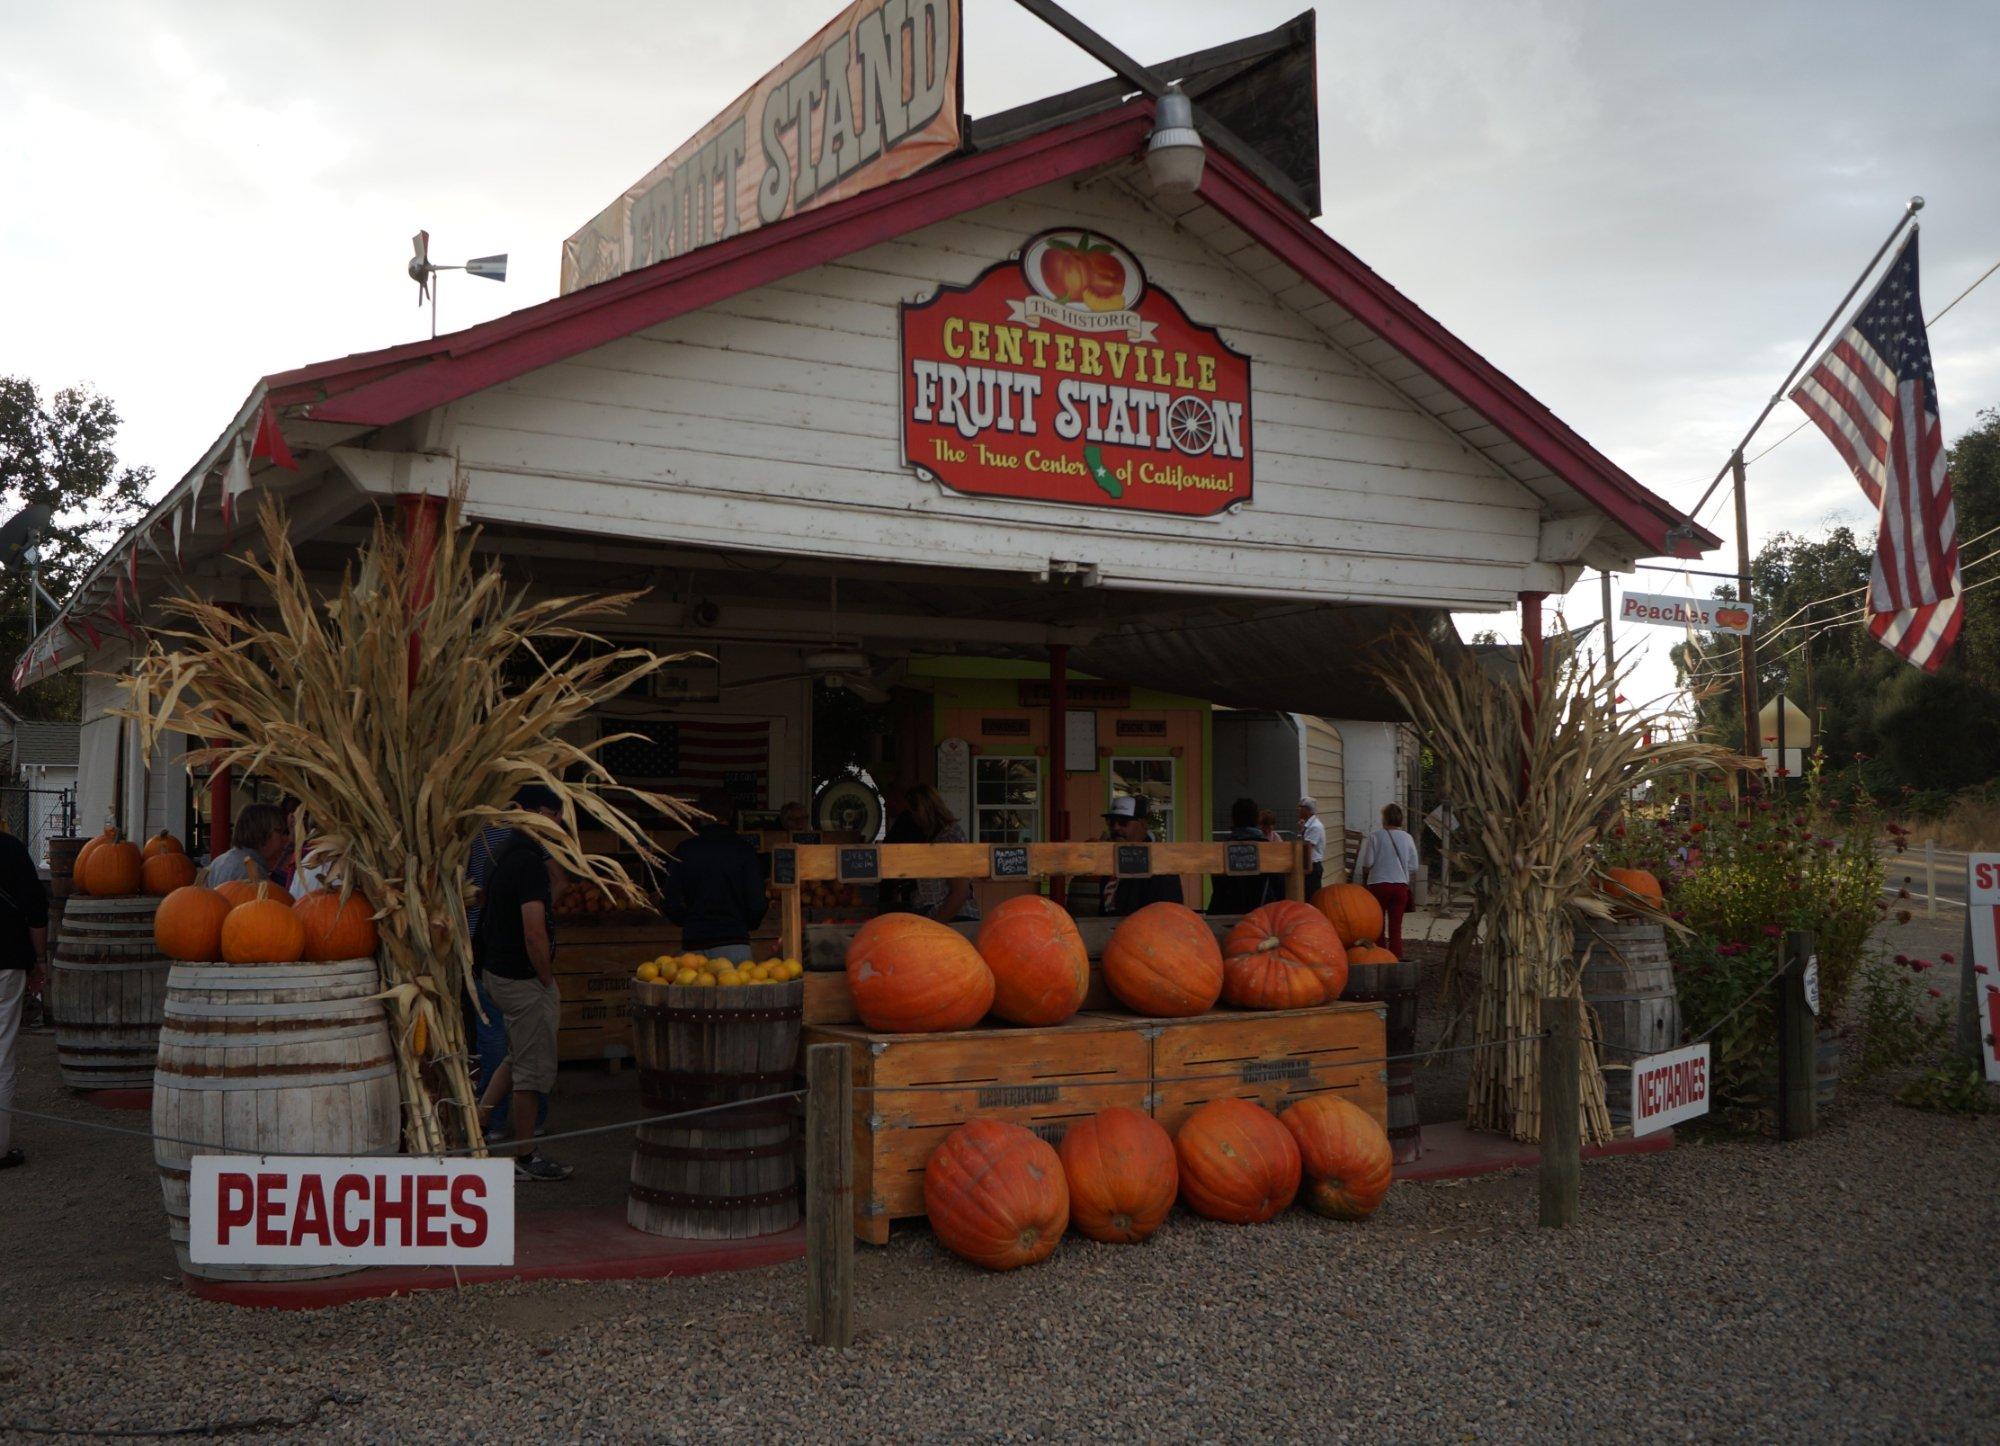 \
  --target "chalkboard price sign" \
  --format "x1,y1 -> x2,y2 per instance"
837,846 -> 881,883
1115,843 -> 1153,877
1224,842 -> 1261,875
790,831 -> 822,845
771,848 -> 797,886
990,845 -> 1030,878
